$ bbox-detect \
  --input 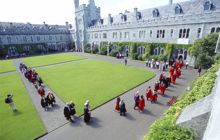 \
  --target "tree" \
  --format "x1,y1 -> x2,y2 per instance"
189,33 -> 219,68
